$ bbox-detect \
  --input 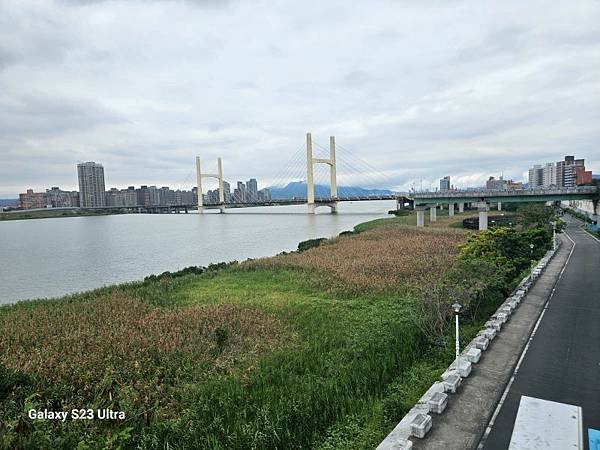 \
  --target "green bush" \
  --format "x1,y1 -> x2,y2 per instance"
297,237 -> 326,252
387,209 -> 409,217
459,227 -> 551,284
